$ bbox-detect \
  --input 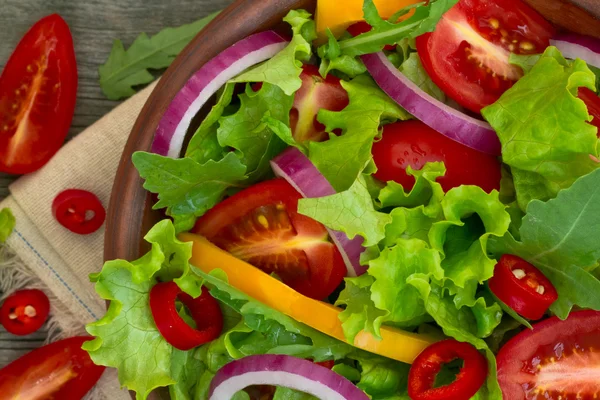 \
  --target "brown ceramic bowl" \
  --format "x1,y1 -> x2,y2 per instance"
104,0 -> 600,399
